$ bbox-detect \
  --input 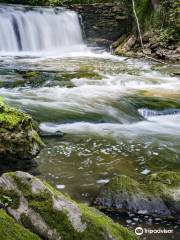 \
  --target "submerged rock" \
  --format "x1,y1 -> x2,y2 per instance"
0,171 -> 137,240
119,95 -> 180,112
0,99 -> 44,172
94,172 -> 180,219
